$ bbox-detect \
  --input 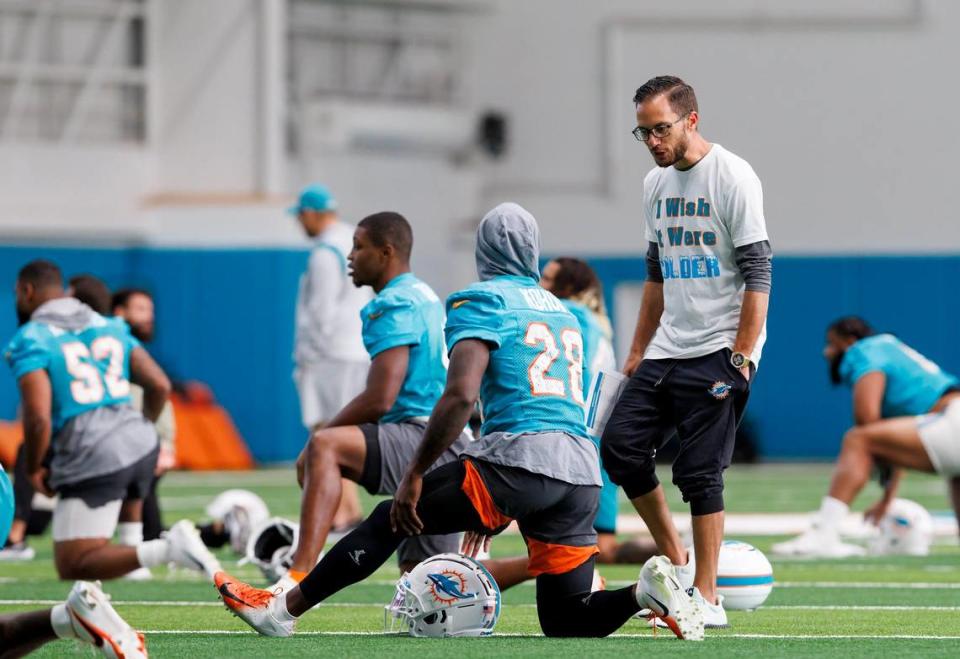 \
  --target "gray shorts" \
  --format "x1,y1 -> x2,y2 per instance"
358,419 -> 473,566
